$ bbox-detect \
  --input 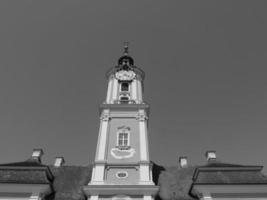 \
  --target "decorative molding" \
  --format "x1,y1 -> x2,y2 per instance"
117,126 -> 130,131
94,160 -> 106,165
83,184 -> 159,196
100,113 -> 110,121
212,192 -> 267,198
0,192 -> 31,198
115,70 -> 136,81
0,184 -> 52,198
116,126 -> 131,149
106,164 -> 138,170
139,160 -> 151,165
110,148 -> 135,159
191,184 -> 267,199
109,113 -> 138,118
112,195 -> 131,200
99,103 -> 150,112
136,114 -> 148,121
115,171 -> 129,179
